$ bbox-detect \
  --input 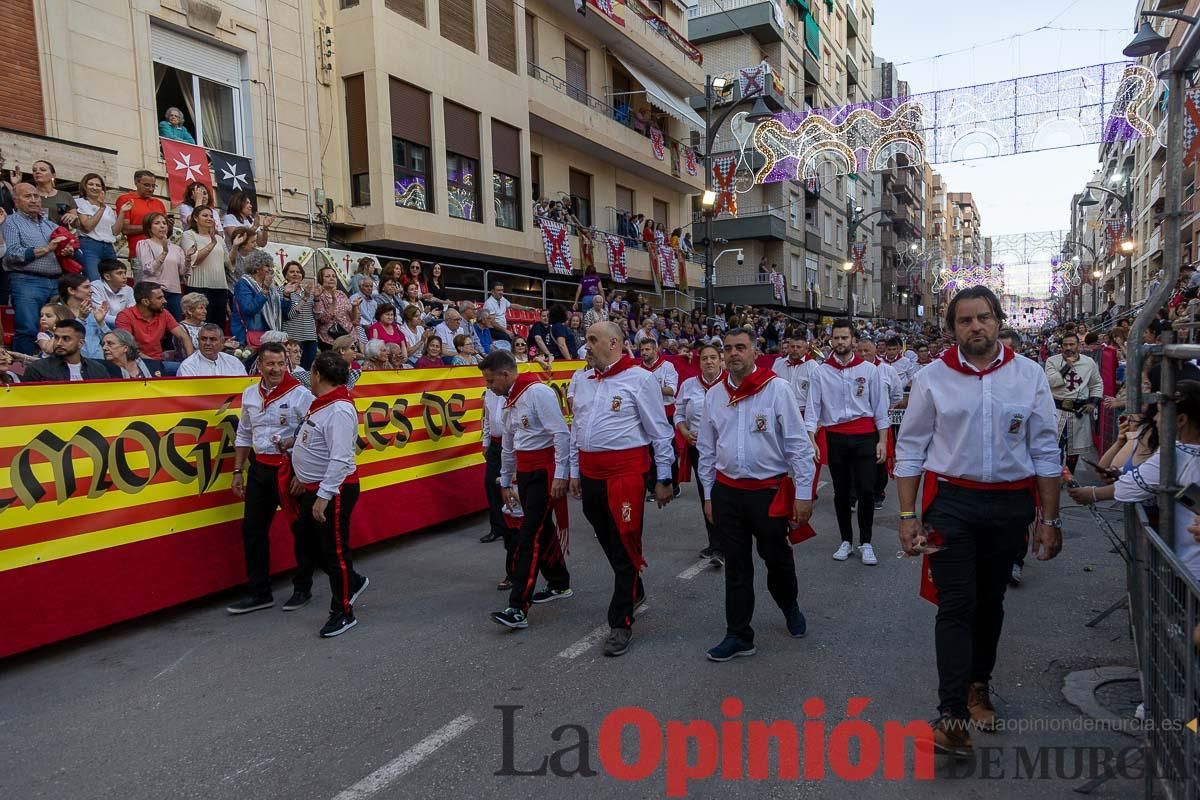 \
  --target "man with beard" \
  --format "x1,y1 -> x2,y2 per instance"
570,321 -> 674,657
21,318 -> 113,381
882,336 -> 915,390
676,342 -> 727,565
640,337 -> 680,497
1044,331 -> 1103,473
806,320 -> 889,565
697,328 -> 815,661
856,338 -> 904,510
772,335 -> 819,416
896,285 -> 1061,757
